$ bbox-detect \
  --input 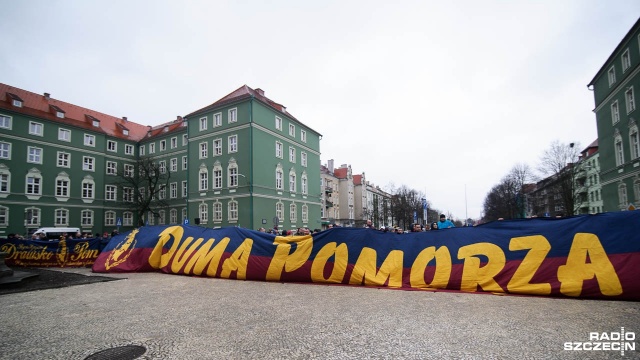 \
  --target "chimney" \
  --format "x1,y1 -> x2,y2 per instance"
328,159 -> 334,173
122,116 -> 128,122
177,116 -> 182,122
43,93 -> 50,100
255,88 -> 264,96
